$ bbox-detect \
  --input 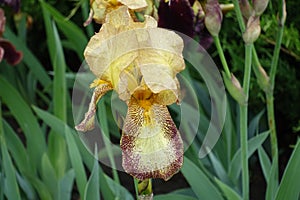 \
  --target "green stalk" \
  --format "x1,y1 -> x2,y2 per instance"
98,100 -> 120,184
134,178 -> 153,200
232,0 -> 246,32
267,0 -> 285,159
213,36 -> 231,78
240,44 -> 253,200
252,48 -> 261,69
232,1 -> 252,199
